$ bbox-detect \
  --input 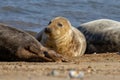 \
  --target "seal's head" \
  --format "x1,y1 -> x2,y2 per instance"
44,17 -> 71,39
